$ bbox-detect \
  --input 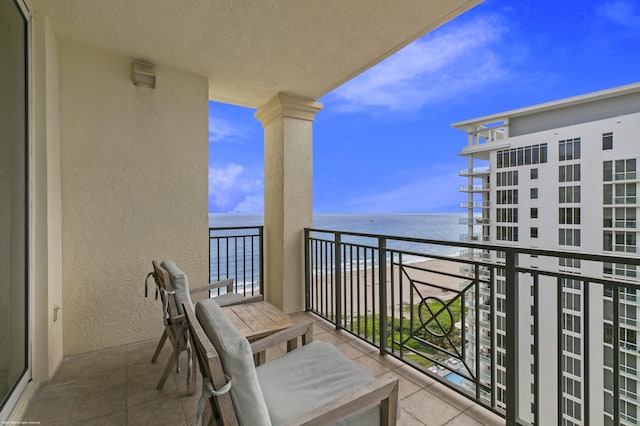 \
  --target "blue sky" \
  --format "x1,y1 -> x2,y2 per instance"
208,0 -> 640,214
